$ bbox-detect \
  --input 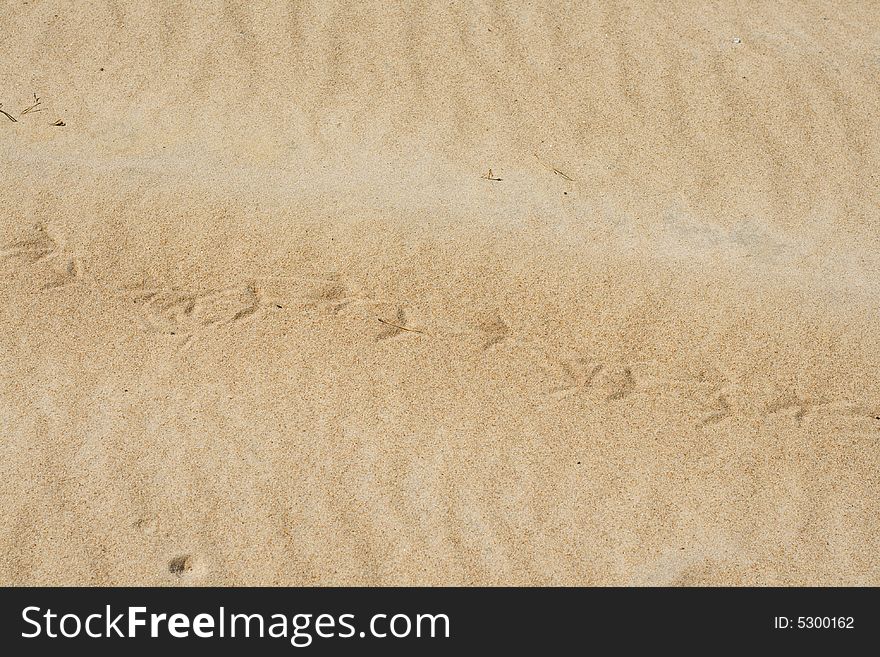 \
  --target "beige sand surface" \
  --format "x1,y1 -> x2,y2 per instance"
1,1 -> 878,585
